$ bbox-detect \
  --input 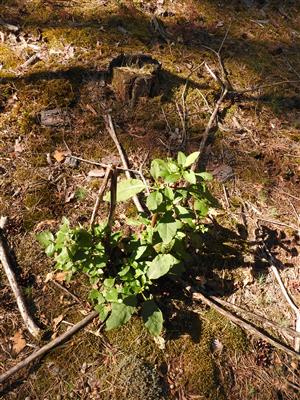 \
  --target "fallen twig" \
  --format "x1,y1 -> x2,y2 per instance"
257,221 -> 300,352
49,280 -> 85,306
69,155 -> 141,176
0,310 -> 99,385
105,114 -> 145,213
232,79 -> 300,95
192,290 -> 300,360
212,296 -> 300,339
90,166 -> 112,229
0,217 -> 41,339
191,29 -> 231,172
107,167 -> 117,230
191,86 -> 228,172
